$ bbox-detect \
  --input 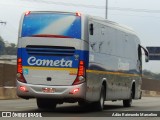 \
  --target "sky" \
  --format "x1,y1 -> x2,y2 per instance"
0,0 -> 160,73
